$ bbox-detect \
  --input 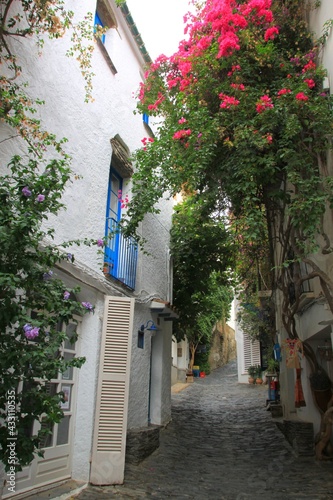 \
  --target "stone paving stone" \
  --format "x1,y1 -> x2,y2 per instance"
73,360 -> 333,500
